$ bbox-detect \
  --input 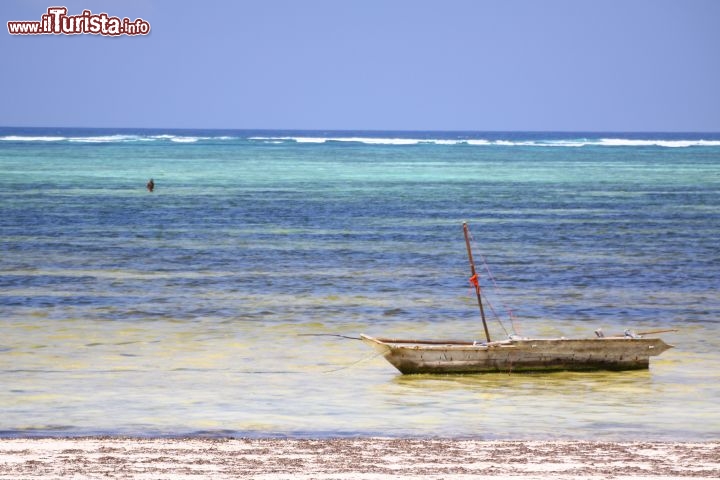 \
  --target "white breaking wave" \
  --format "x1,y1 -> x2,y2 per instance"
67,135 -> 143,143
288,137 -> 327,144
249,135 -> 720,148
0,133 -> 235,144
336,137 -> 423,145
152,135 -> 214,143
158,135 -> 233,143
0,135 -> 66,141
596,138 -> 720,148
253,135 -> 720,148
2,133 -> 719,147
251,136 -> 445,145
